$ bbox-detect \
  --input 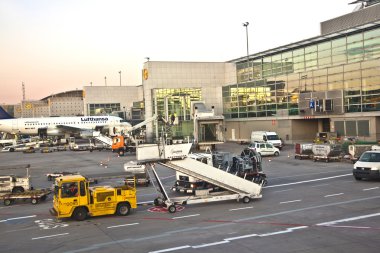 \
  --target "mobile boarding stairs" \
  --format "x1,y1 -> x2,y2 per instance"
136,141 -> 263,213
